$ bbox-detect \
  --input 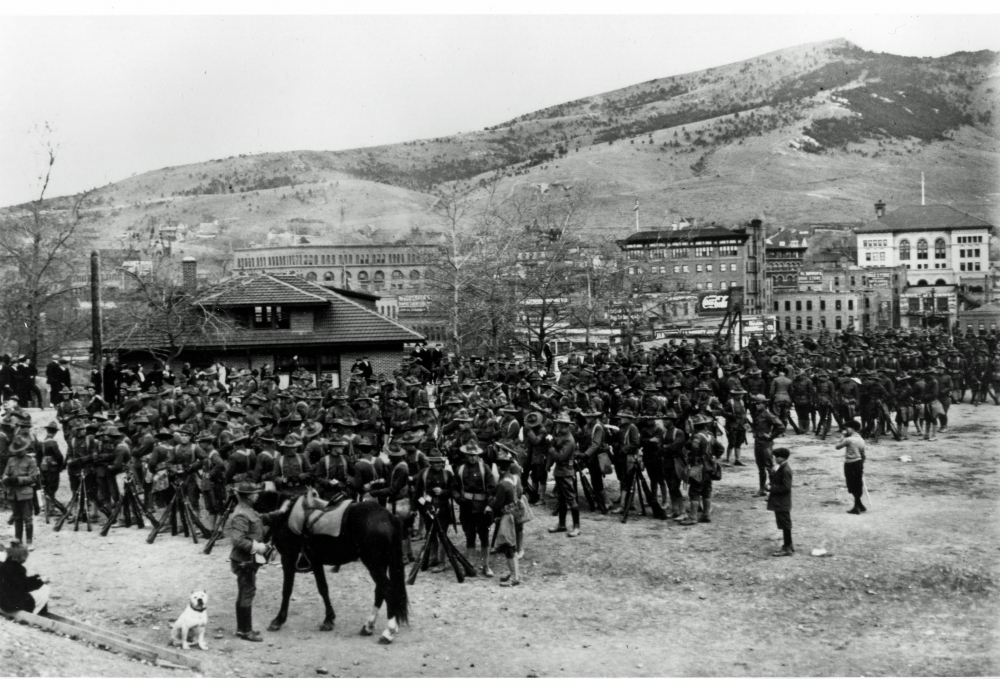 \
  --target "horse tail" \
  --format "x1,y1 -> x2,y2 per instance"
386,514 -> 409,626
